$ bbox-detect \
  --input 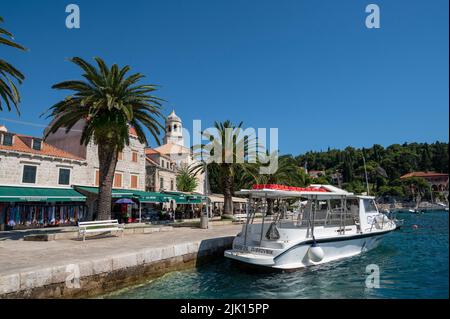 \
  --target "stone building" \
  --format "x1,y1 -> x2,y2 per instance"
0,126 -> 88,187
44,119 -> 146,190
145,148 -> 177,192
0,126 -> 89,230
150,110 -> 205,194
